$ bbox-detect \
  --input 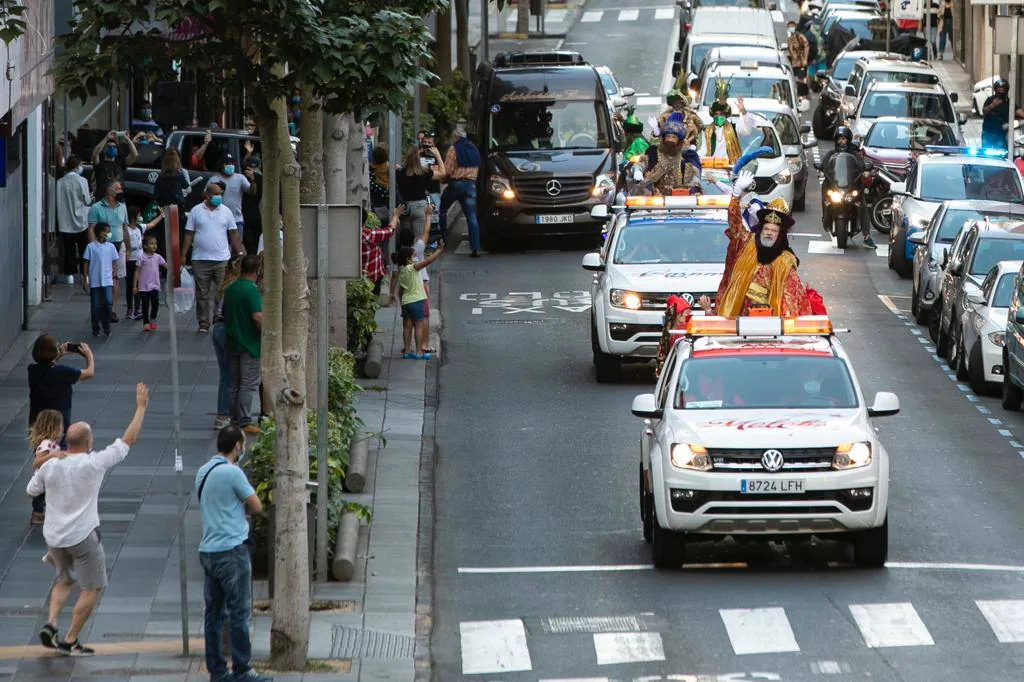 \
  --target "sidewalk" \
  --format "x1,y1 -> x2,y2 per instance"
931,57 -> 982,145
0,275 -> 438,681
